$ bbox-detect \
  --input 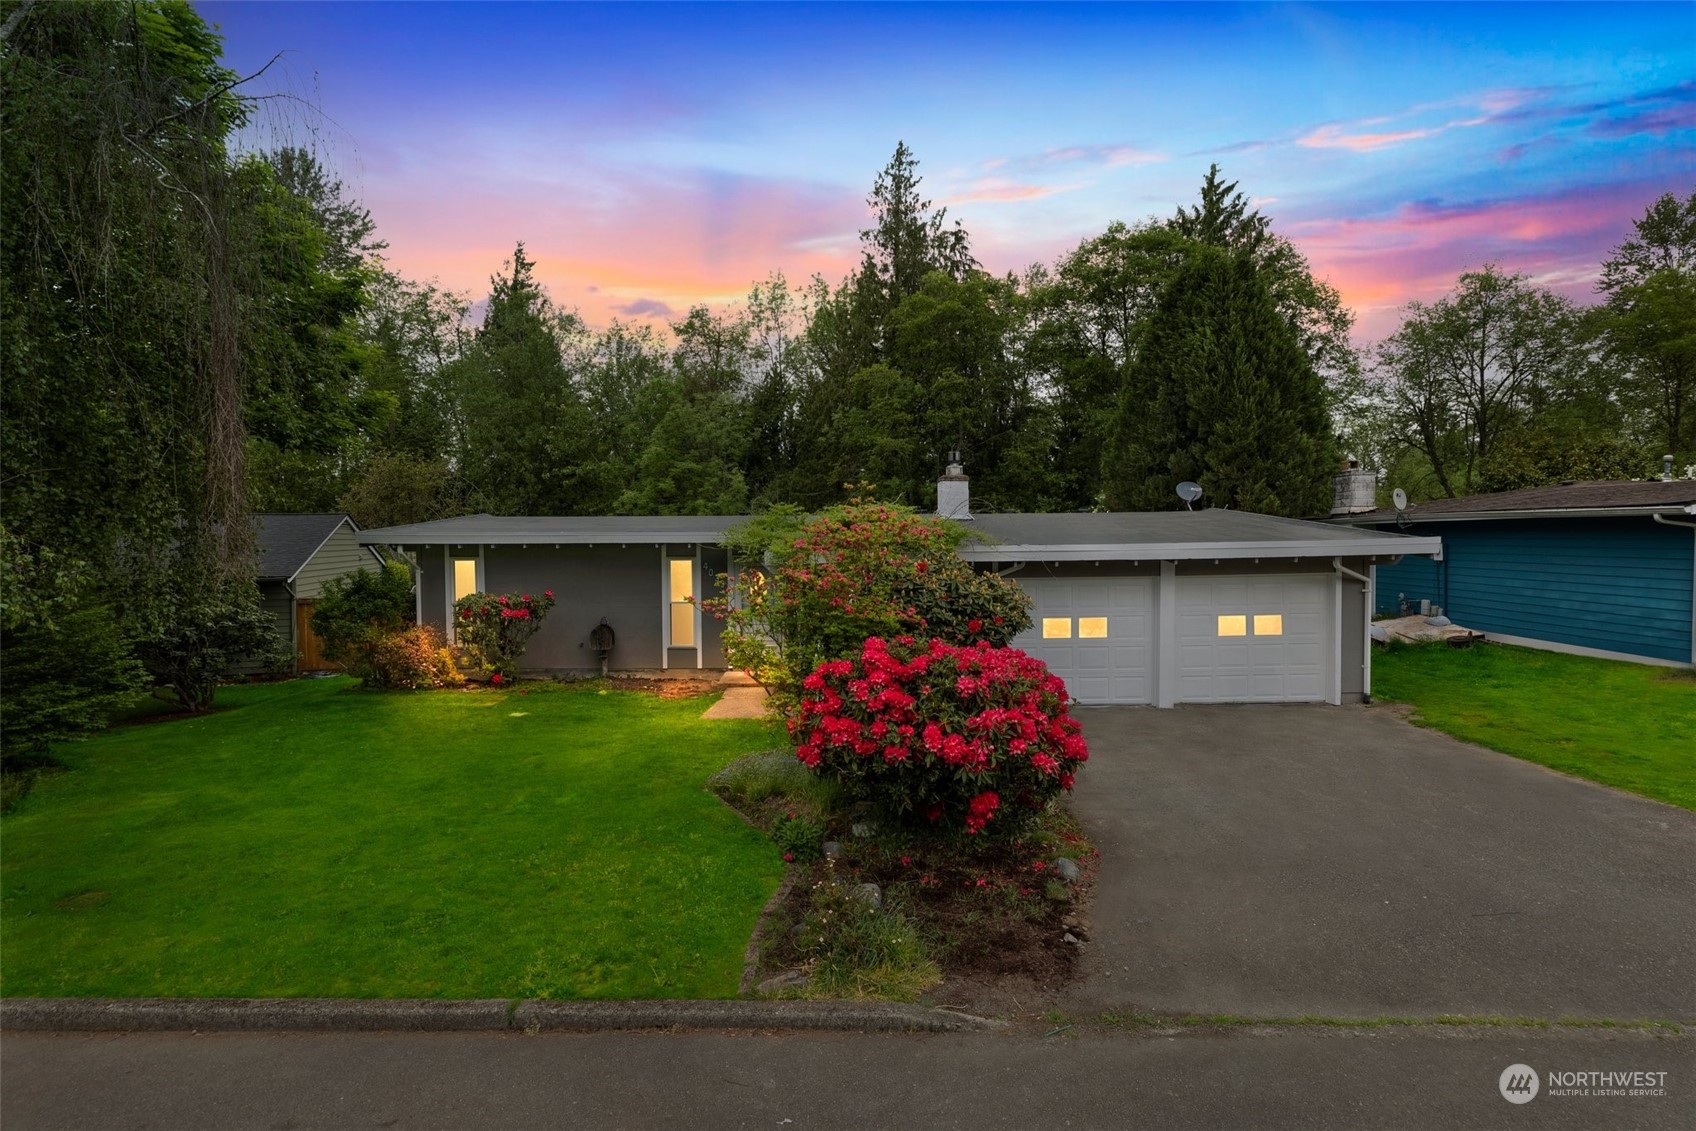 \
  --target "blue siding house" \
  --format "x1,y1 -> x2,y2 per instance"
1332,478 -> 1696,667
